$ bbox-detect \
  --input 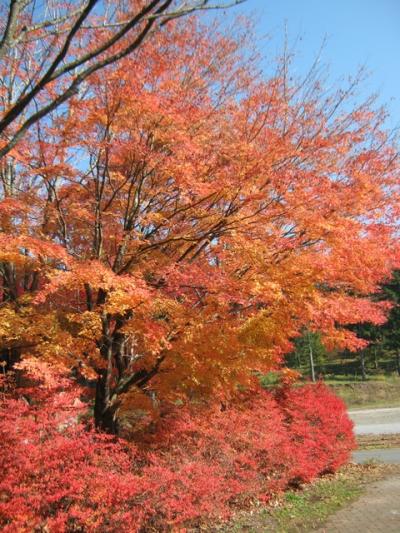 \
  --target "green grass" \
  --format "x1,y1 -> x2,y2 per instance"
348,399 -> 400,410
269,477 -> 362,532
220,474 -> 363,532
324,376 -> 386,384
261,370 -> 400,409
324,373 -> 399,384
357,434 -> 400,450
326,378 -> 400,408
